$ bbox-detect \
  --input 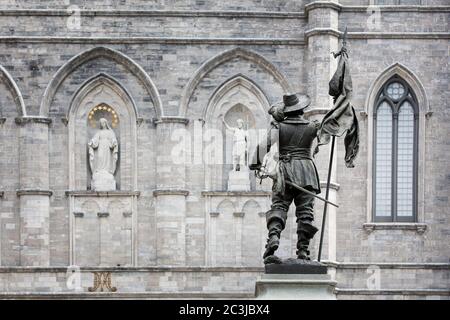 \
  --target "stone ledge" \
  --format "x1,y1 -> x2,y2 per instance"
153,189 -> 189,196
14,116 -> 52,125
153,116 -> 189,125
363,222 -> 427,234
305,1 -> 342,14
342,5 -> 450,13
0,291 -> 255,300
16,189 -> 53,197
335,288 -> 450,296
0,266 -> 264,273
202,191 -> 271,197
348,32 -> 450,40
322,261 -> 450,270
257,278 -> 337,286
65,190 -> 140,197
305,28 -> 341,39
0,36 -> 306,45
0,9 -> 305,19
304,30 -> 450,41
